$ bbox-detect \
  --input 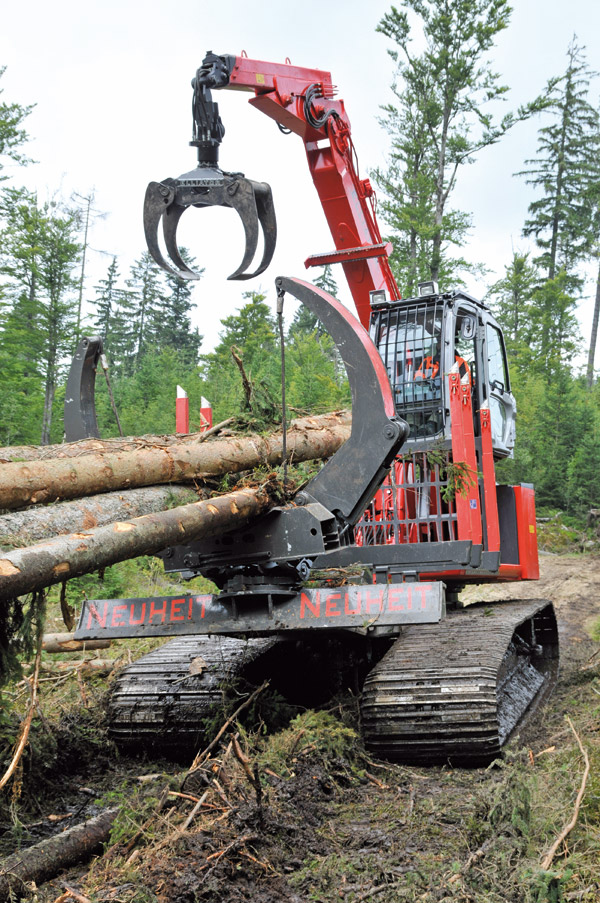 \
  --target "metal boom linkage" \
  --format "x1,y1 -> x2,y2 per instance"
143,51 -> 400,326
